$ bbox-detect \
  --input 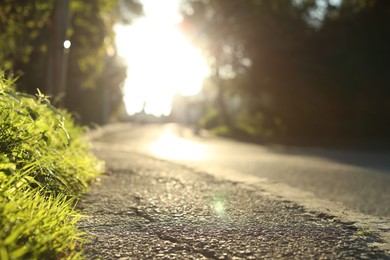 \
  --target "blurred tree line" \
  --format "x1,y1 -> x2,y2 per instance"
181,0 -> 390,144
0,0 -> 142,125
